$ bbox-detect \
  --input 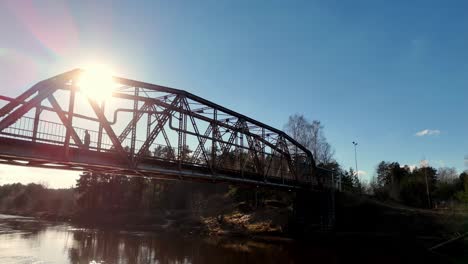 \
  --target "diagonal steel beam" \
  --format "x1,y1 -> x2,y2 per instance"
113,75 -> 314,163
264,140 -> 280,178
278,136 -> 296,181
47,95 -> 83,147
150,105 -> 174,159
190,124 -> 212,163
113,92 -> 291,159
217,120 -> 242,167
134,96 -> 180,165
0,86 -> 56,132
87,97 -> 129,163
213,127 -> 226,152
242,121 -> 263,175
0,82 -> 45,117
0,69 -> 80,118
182,98 -> 211,168
118,101 -> 150,142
